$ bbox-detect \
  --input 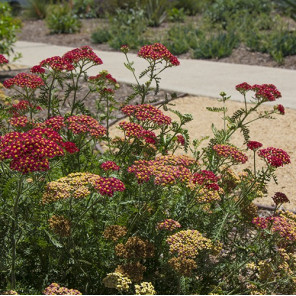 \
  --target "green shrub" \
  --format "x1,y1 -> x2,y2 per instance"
25,0 -> 49,19
73,0 -> 96,18
46,4 -> 81,34
108,8 -> 148,49
167,7 -> 185,22
175,0 -> 210,15
0,3 -> 21,58
193,31 -> 239,59
91,27 -> 111,44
